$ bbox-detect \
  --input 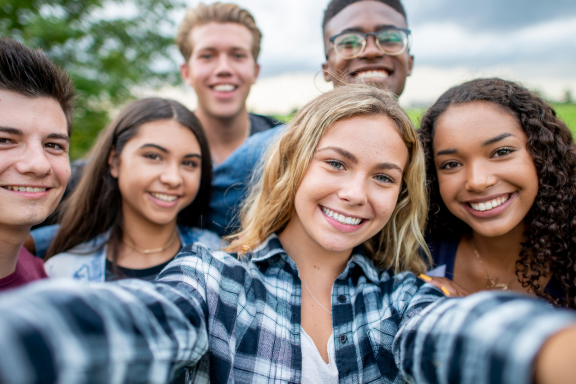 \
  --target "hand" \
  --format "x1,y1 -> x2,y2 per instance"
535,326 -> 576,384
418,275 -> 470,297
